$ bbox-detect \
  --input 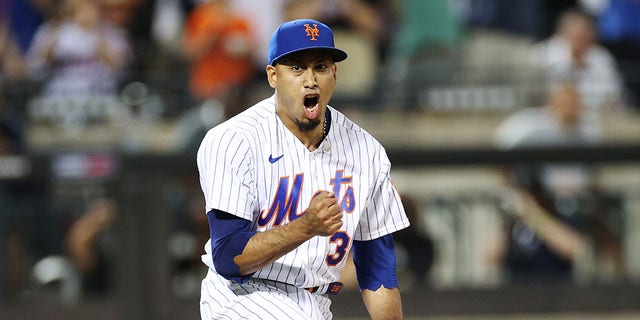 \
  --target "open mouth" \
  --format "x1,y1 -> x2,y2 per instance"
303,94 -> 320,119
304,94 -> 319,108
